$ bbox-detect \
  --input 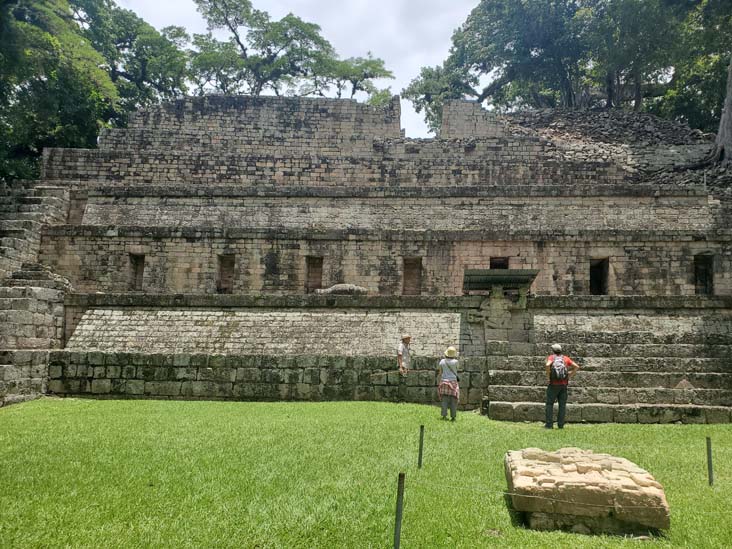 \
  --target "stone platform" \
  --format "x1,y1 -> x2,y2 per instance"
504,447 -> 670,535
